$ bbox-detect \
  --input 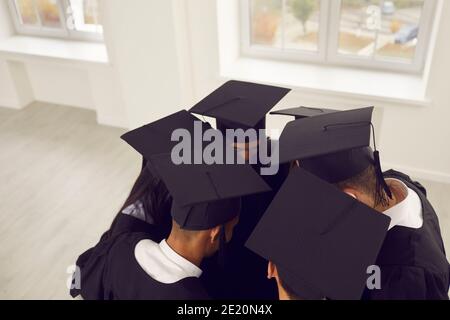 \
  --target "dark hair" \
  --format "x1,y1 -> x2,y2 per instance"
335,164 -> 388,208
111,165 -> 172,231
